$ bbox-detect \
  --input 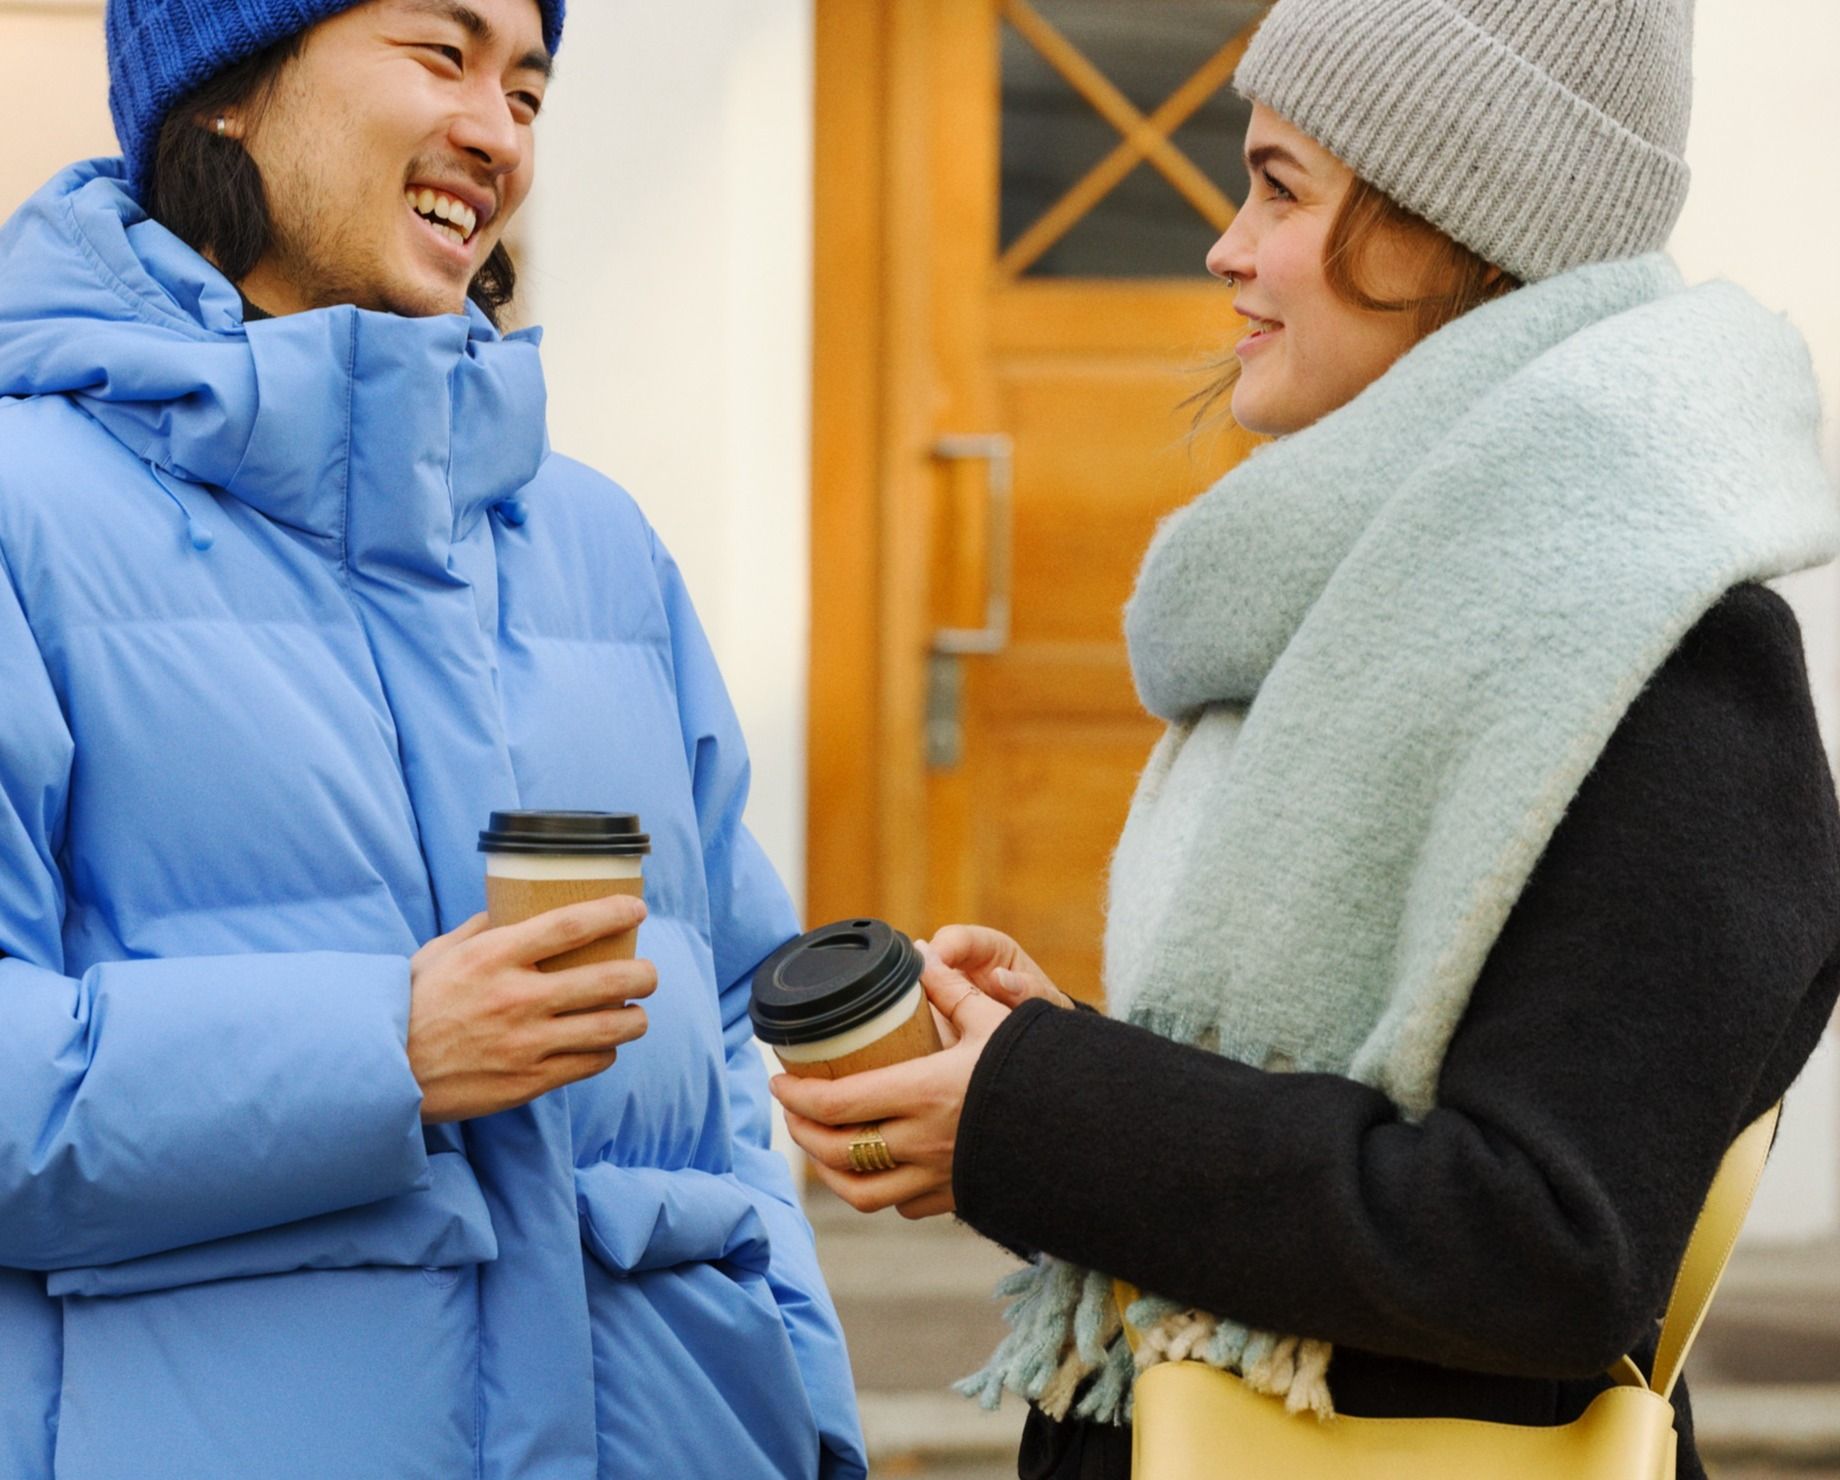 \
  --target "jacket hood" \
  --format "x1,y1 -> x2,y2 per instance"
0,159 -> 548,546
